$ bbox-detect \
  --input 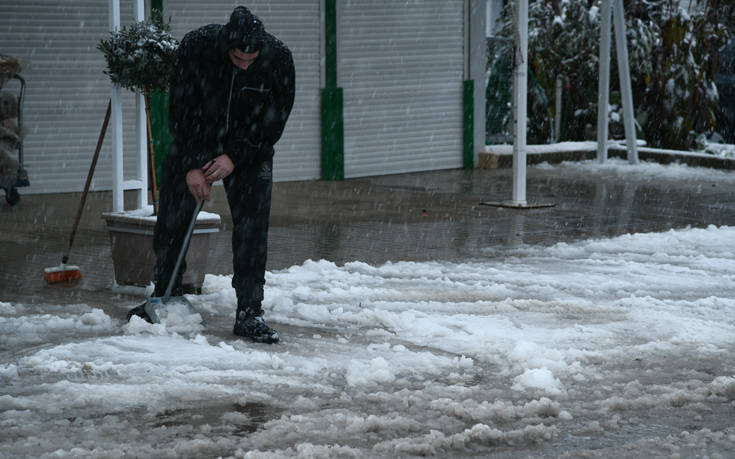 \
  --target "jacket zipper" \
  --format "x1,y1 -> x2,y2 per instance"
226,67 -> 236,133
